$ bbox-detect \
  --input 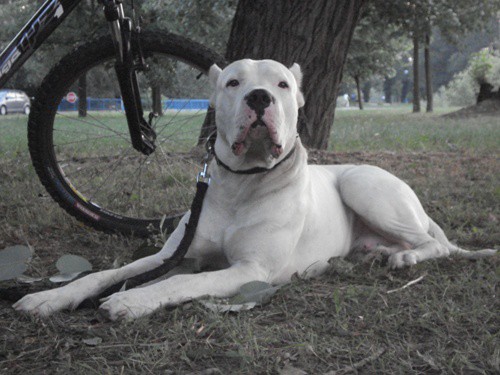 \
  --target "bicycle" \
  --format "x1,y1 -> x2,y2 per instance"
0,0 -> 224,236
